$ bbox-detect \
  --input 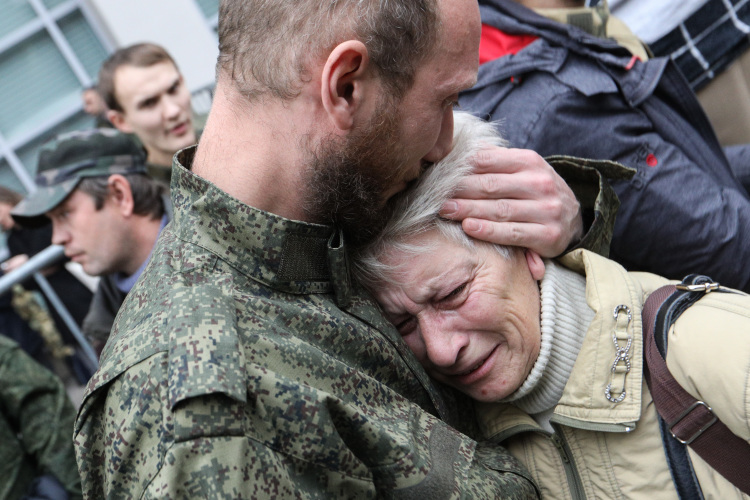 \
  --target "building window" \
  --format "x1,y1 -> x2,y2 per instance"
0,0 -> 109,193
0,0 -> 218,194
196,0 -> 219,30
